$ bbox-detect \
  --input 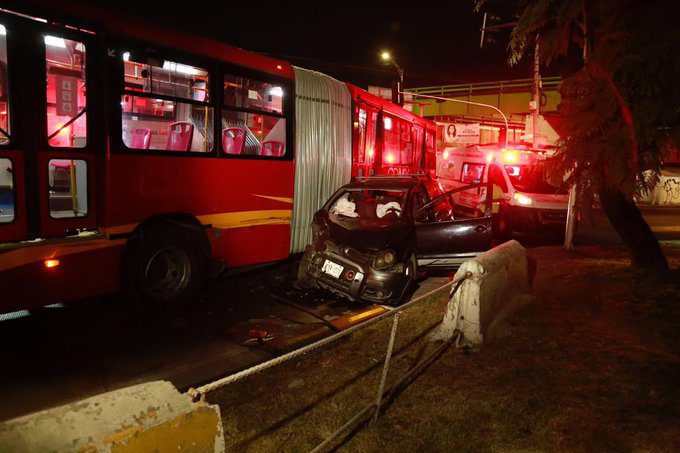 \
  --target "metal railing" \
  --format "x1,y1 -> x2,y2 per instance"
188,274 -> 468,451
408,76 -> 562,97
